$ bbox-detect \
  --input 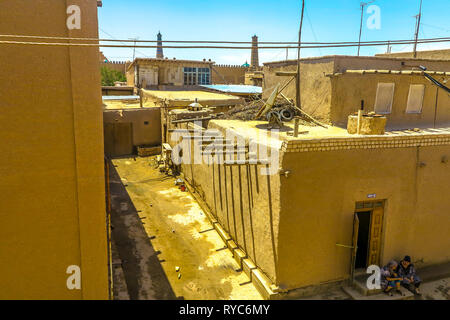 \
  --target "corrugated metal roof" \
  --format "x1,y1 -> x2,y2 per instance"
200,85 -> 262,94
